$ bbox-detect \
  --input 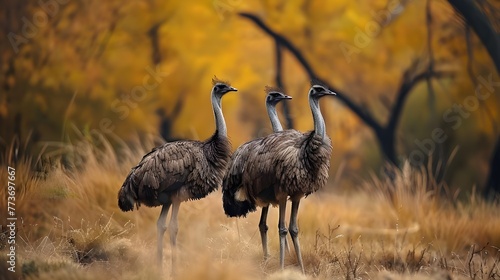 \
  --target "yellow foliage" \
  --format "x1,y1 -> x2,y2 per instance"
0,0 -> 498,192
